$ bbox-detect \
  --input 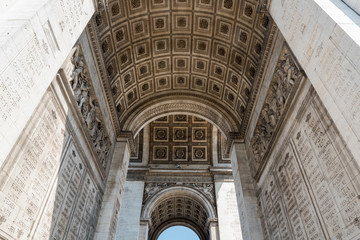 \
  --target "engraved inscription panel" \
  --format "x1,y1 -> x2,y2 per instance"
0,90 -> 101,240
292,94 -> 360,239
33,142 -> 101,240
0,92 -> 66,240
259,89 -> 360,240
